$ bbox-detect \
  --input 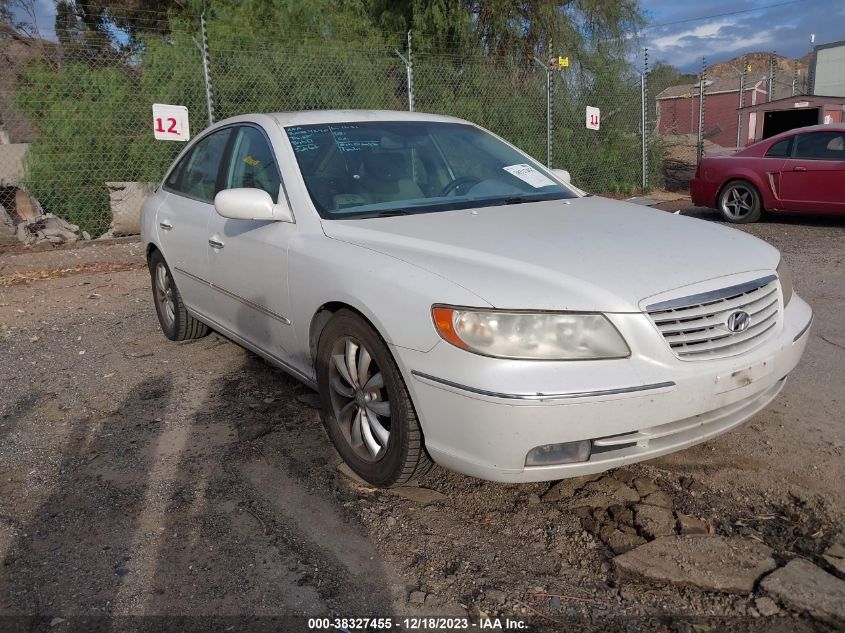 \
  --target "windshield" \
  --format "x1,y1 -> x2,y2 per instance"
285,121 -> 576,218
